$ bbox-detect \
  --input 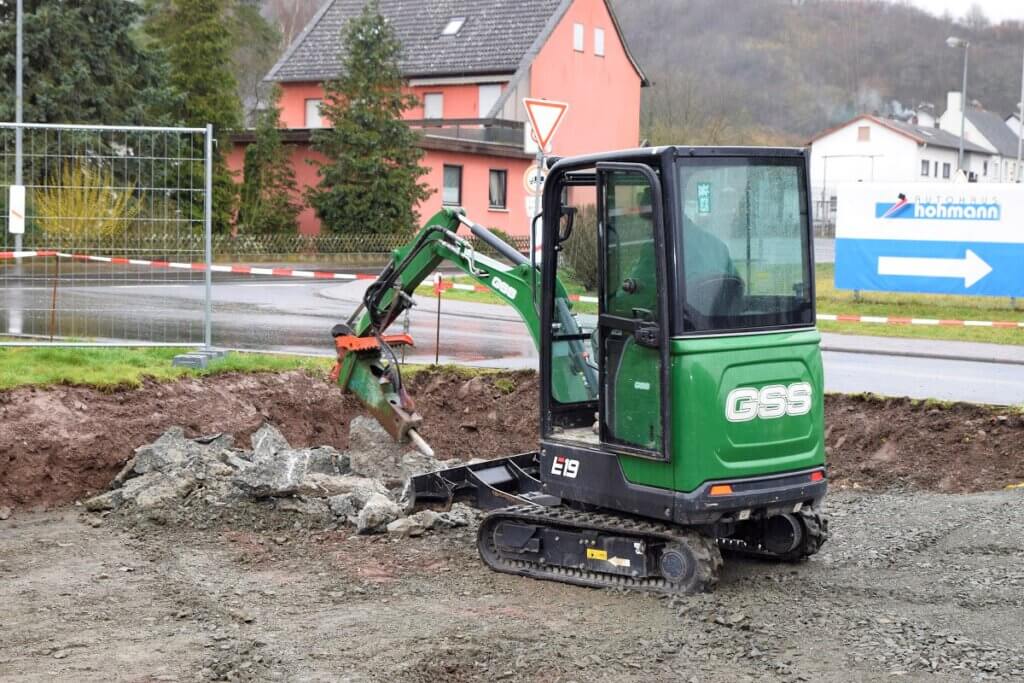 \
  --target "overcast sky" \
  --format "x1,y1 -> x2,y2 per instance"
901,0 -> 1024,24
